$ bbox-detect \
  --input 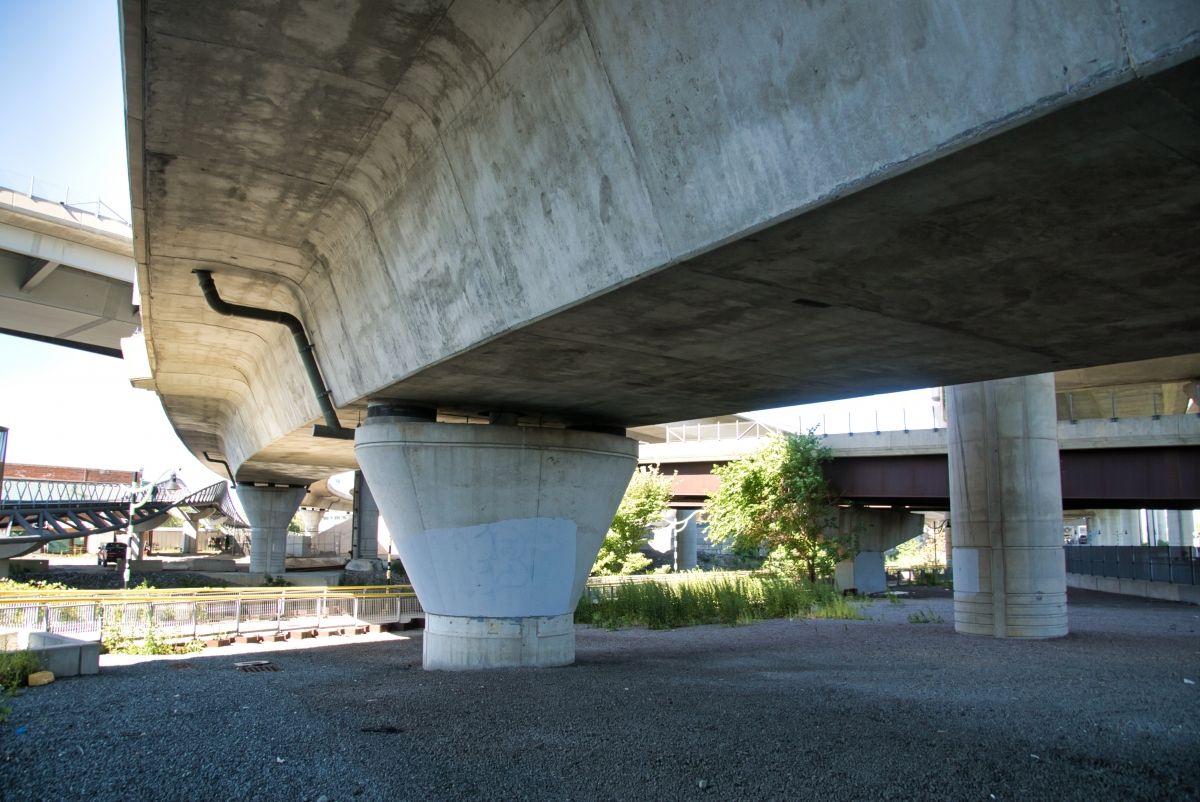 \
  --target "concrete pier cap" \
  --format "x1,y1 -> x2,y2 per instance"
354,407 -> 637,670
